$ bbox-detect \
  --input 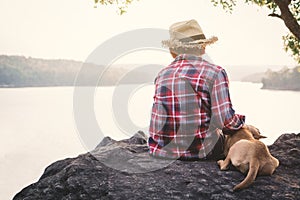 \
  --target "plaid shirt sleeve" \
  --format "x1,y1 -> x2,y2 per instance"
210,69 -> 245,133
